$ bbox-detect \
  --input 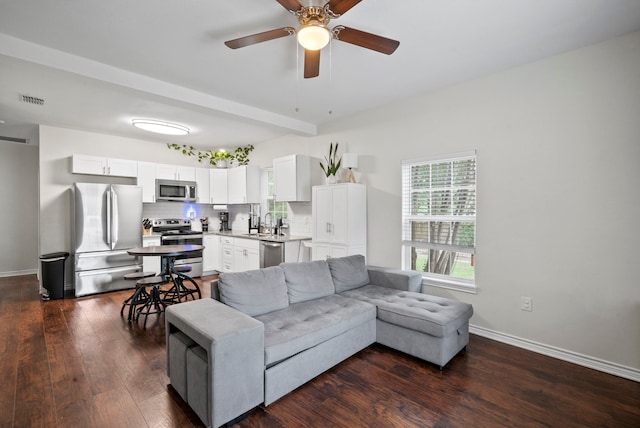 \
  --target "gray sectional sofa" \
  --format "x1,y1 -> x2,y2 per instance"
165,255 -> 473,428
